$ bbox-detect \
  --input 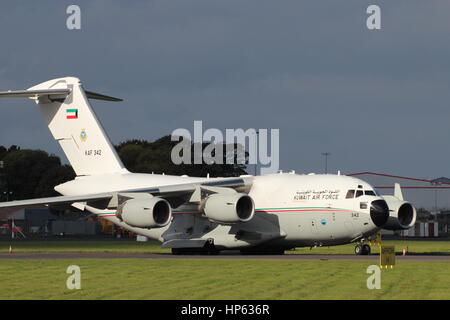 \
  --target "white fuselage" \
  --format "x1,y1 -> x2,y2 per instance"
56,172 -> 385,249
